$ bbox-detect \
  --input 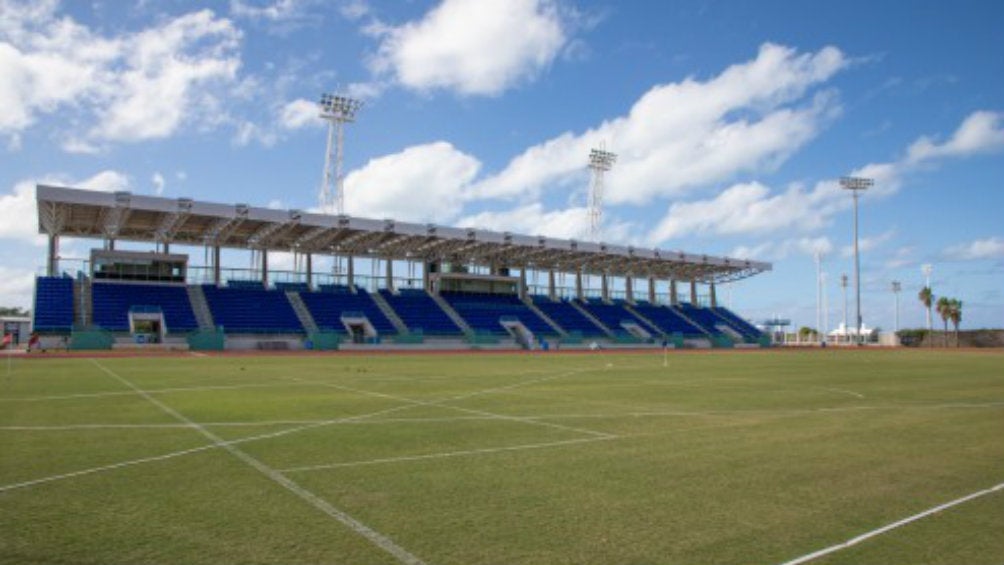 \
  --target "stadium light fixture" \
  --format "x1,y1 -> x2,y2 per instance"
318,93 -> 364,215
588,146 -> 617,242
840,176 -> 873,345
